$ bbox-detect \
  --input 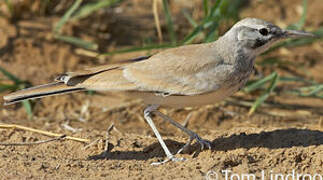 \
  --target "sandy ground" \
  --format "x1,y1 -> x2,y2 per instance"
0,0 -> 322,179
